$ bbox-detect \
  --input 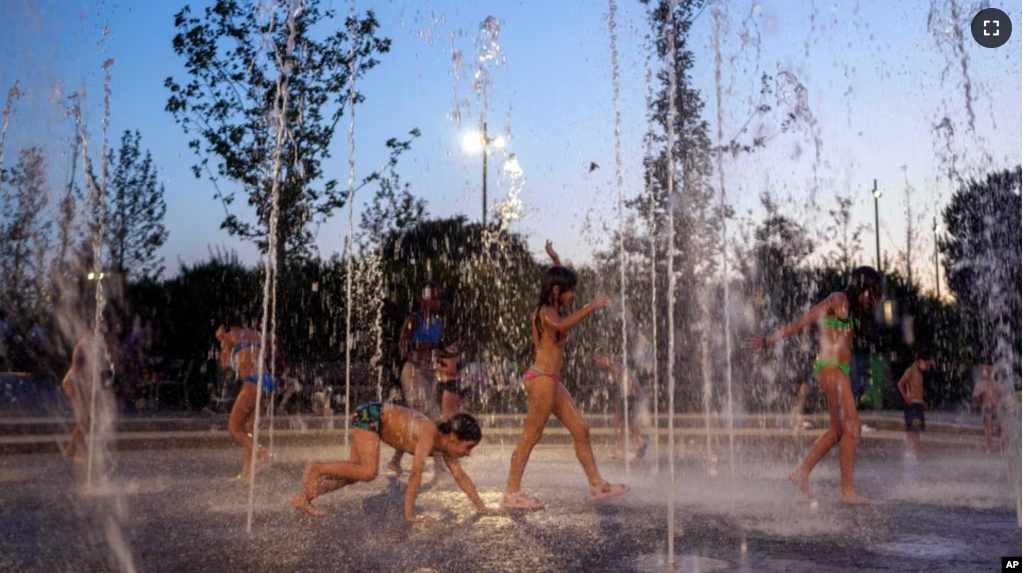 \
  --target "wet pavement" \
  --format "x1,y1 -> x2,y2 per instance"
0,417 -> 1019,572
